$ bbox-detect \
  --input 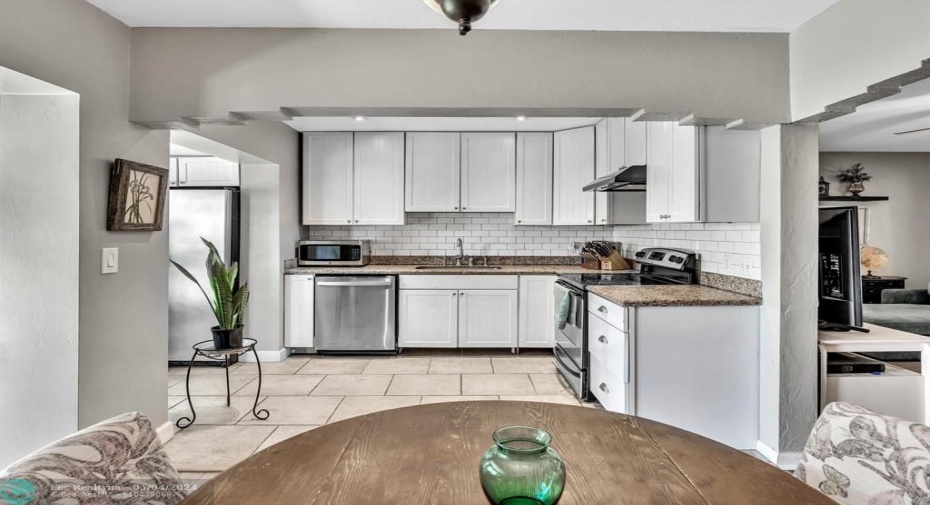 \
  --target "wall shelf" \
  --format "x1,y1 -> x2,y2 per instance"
819,195 -> 889,202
